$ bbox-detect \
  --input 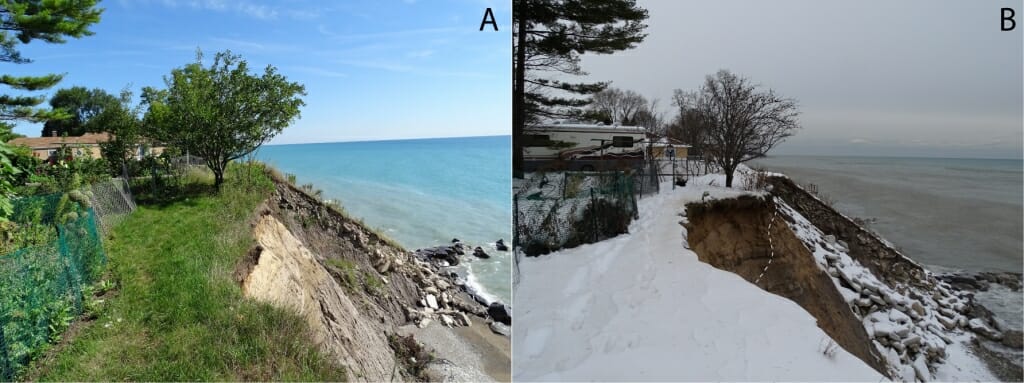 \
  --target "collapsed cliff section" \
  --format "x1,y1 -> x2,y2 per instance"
766,176 -> 1022,381
685,176 -> 1022,382
236,180 -> 503,382
684,195 -> 887,375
